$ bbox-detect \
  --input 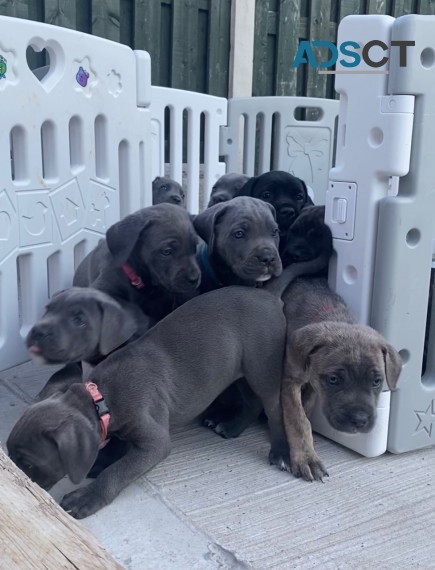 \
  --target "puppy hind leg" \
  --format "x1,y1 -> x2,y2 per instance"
205,379 -> 263,438
201,383 -> 244,431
